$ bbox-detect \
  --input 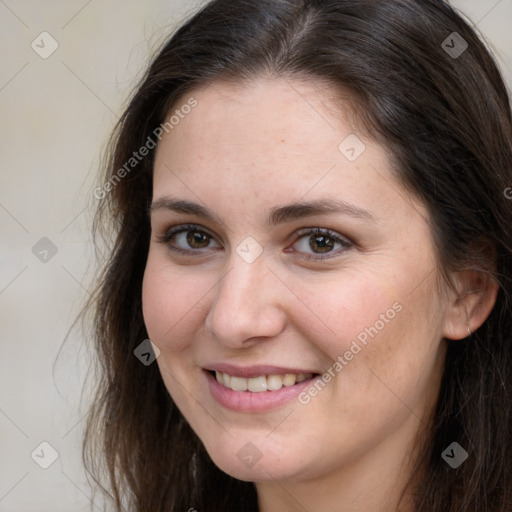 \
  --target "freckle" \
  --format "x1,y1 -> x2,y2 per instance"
281,139 -> 285,143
